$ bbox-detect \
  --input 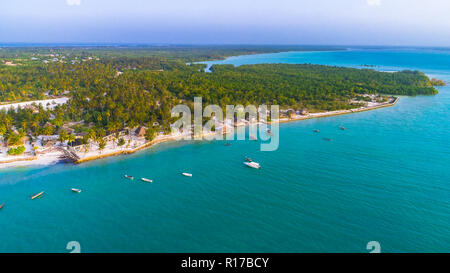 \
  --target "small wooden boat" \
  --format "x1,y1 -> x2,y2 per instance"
313,129 -> 320,133
30,191 -> 44,200
71,188 -> 82,193
340,126 -> 346,130
244,161 -> 261,169
124,175 -> 134,180
323,138 -> 332,141
182,173 -> 193,177
141,178 -> 153,183
0,203 -> 4,210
